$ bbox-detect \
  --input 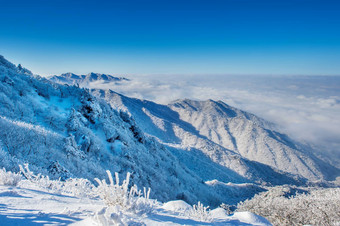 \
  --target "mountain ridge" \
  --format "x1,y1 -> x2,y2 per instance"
49,72 -> 129,86
91,89 -> 339,182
